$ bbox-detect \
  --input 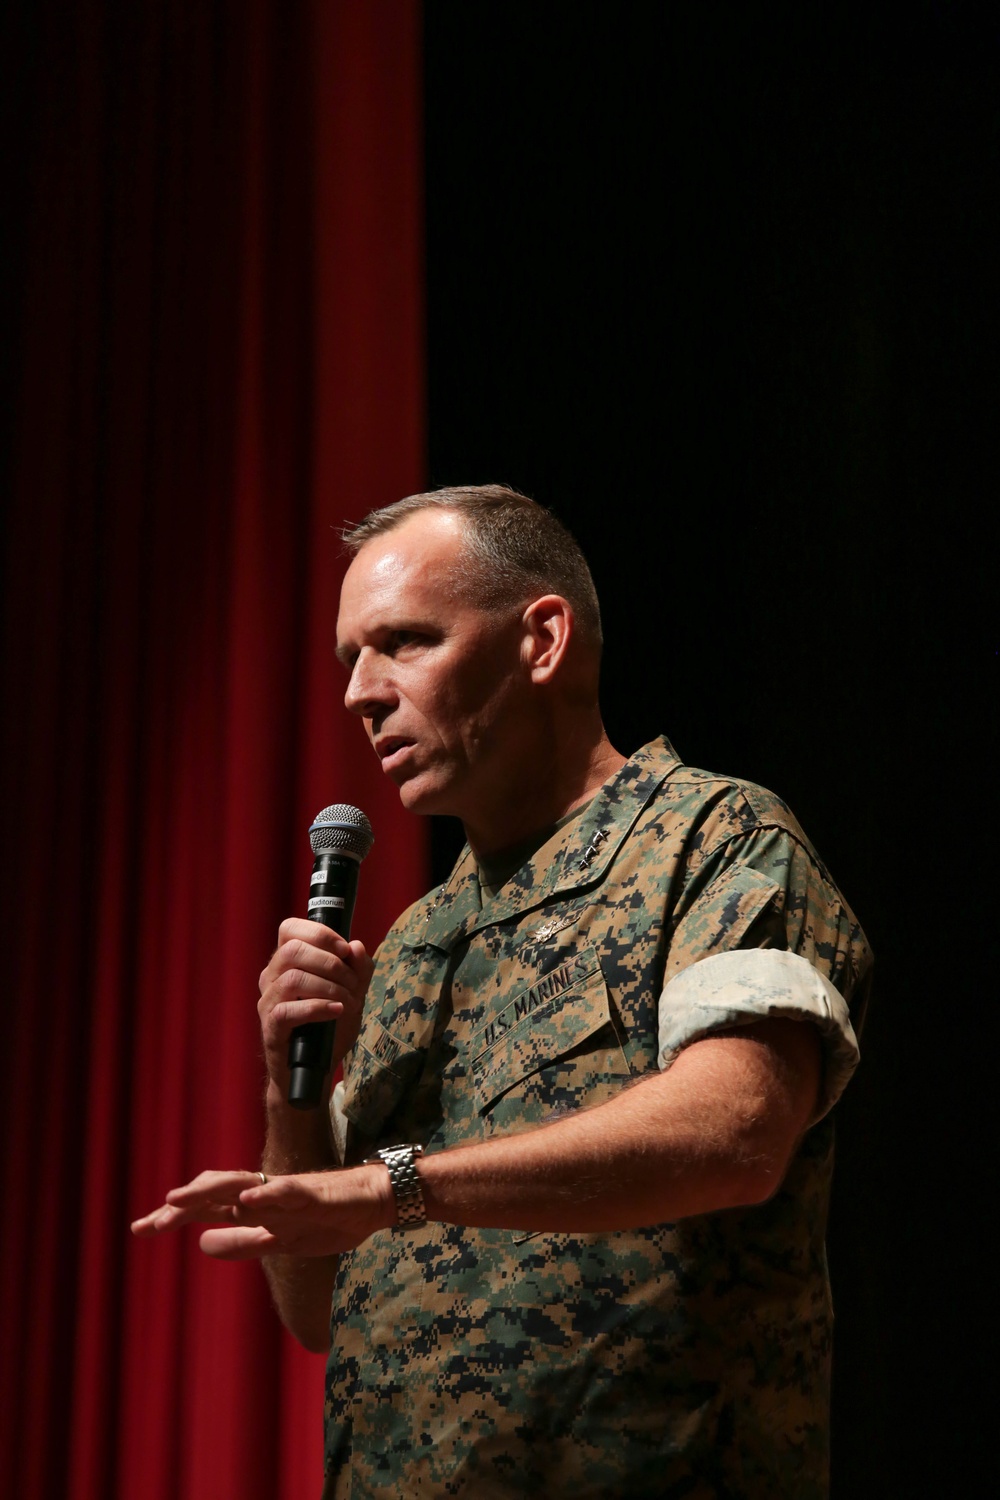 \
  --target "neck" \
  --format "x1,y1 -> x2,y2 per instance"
463,722 -> 626,861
